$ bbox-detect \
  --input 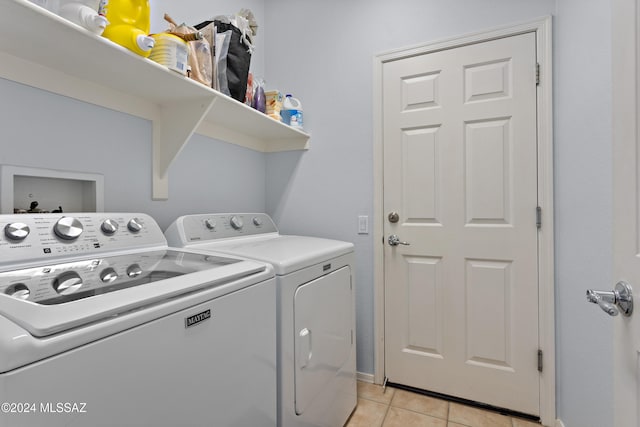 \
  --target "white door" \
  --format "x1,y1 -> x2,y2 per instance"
294,267 -> 354,418
613,0 -> 640,426
383,32 -> 540,415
